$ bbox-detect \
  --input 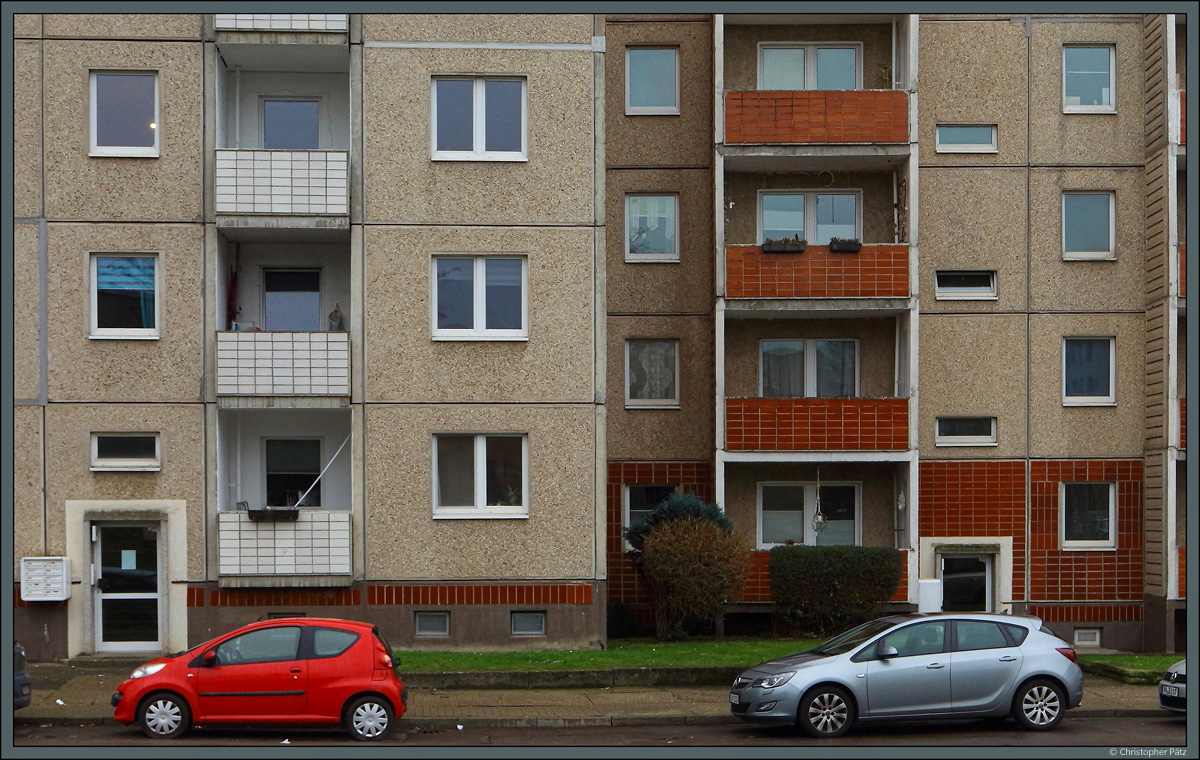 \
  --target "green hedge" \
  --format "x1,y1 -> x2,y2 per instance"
768,545 -> 903,637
